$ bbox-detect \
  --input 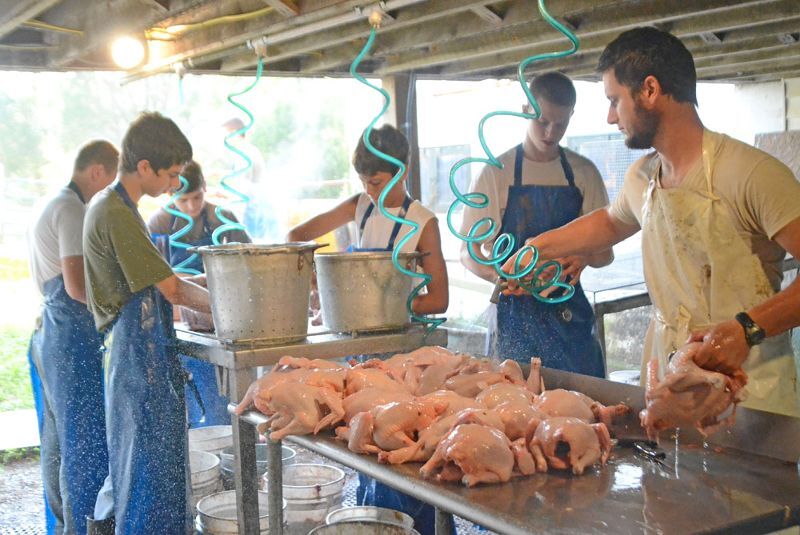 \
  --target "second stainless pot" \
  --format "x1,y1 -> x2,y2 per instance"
315,251 -> 417,333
